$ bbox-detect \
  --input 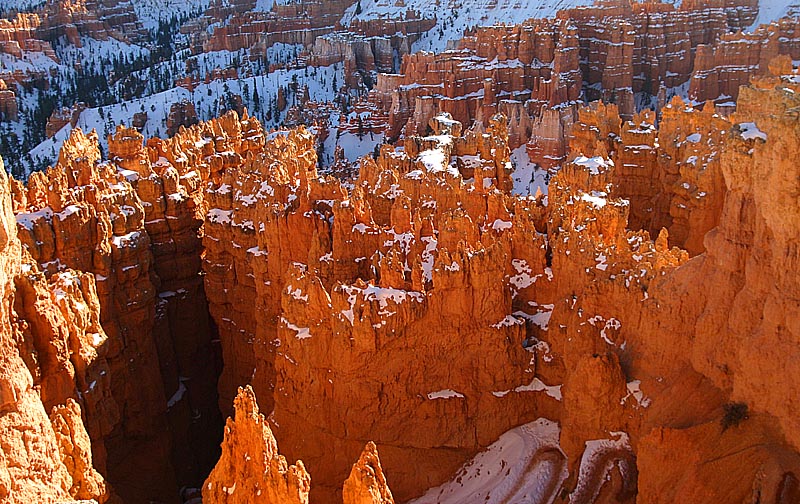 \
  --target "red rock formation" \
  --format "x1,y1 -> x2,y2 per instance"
39,0 -> 147,46
13,124 -> 223,500
199,0 -> 354,54
45,102 -> 85,139
566,96 -> 727,255
0,153 -> 111,503
689,18 -> 800,105
342,442 -> 394,504
166,100 -> 200,137
0,79 -> 18,121
50,398 -> 109,502
359,0 -> 776,152
203,385 -> 310,504
0,13 -> 58,61
7,65 -> 800,504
